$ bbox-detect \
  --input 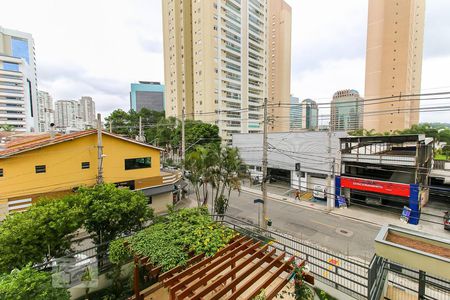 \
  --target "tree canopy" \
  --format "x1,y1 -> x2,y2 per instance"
183,144 -> 247,215
349,123 -> 450,145
0,184 -> 154,274
0,265 -> 70,300
105,108 -> 165,137
78,184 -> 153,245
0,196 -> 84,273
